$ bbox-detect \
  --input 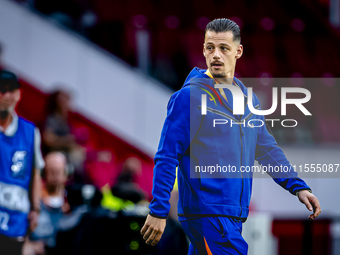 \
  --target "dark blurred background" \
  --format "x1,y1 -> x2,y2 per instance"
19,0 -> 340,88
